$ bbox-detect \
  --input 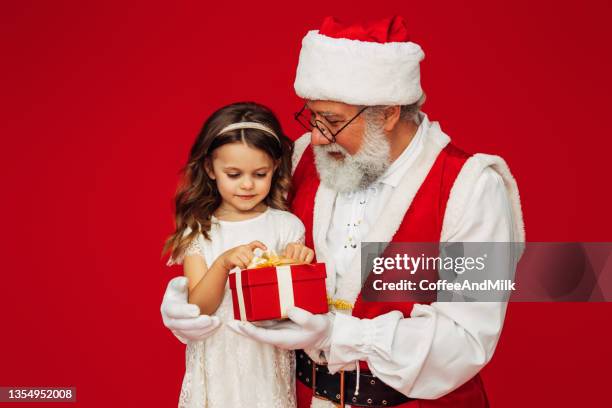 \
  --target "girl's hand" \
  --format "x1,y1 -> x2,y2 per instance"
283,243 -> 315,264
220,241 -> 267,271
